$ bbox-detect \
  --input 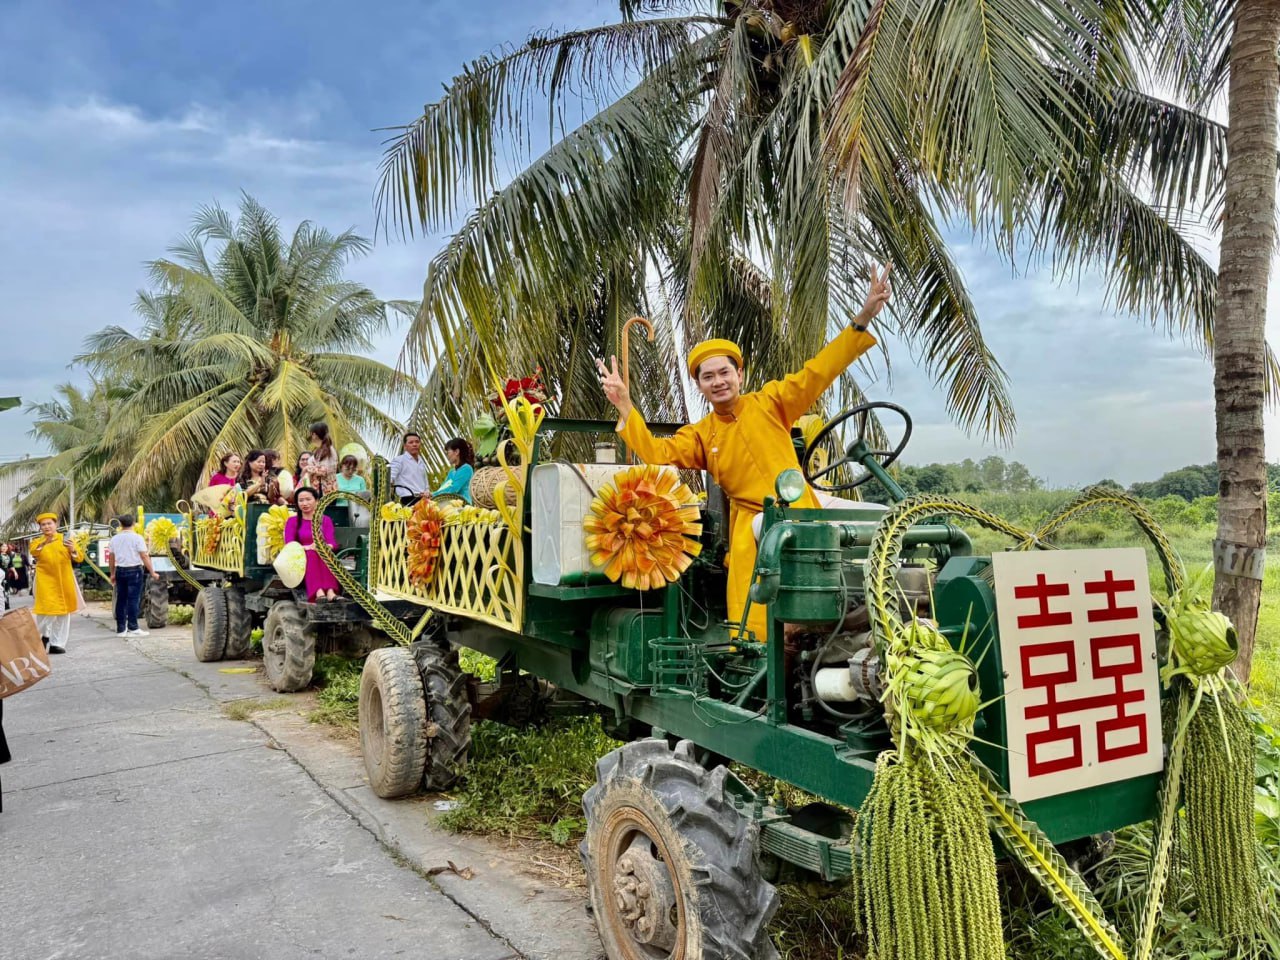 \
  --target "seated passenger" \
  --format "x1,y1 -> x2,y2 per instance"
293,452 -> 313,498
336,455 -> 368,503
240,449 -> 284,505
207,452 -> 242,489
434,438 -> 475,503
285,487 -> 339,602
